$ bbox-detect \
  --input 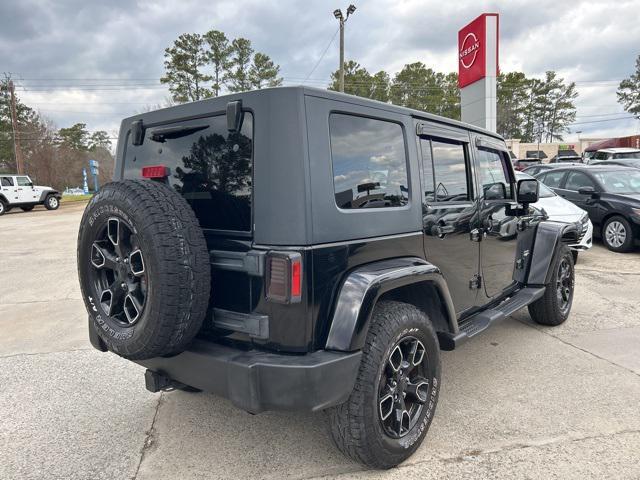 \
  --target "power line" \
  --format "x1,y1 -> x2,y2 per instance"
303,27 -> 340,83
